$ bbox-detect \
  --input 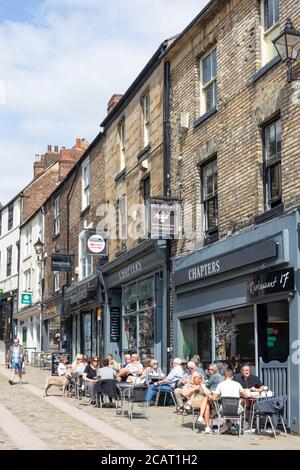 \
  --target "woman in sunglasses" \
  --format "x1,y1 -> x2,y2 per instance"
82,356 -> 100,403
